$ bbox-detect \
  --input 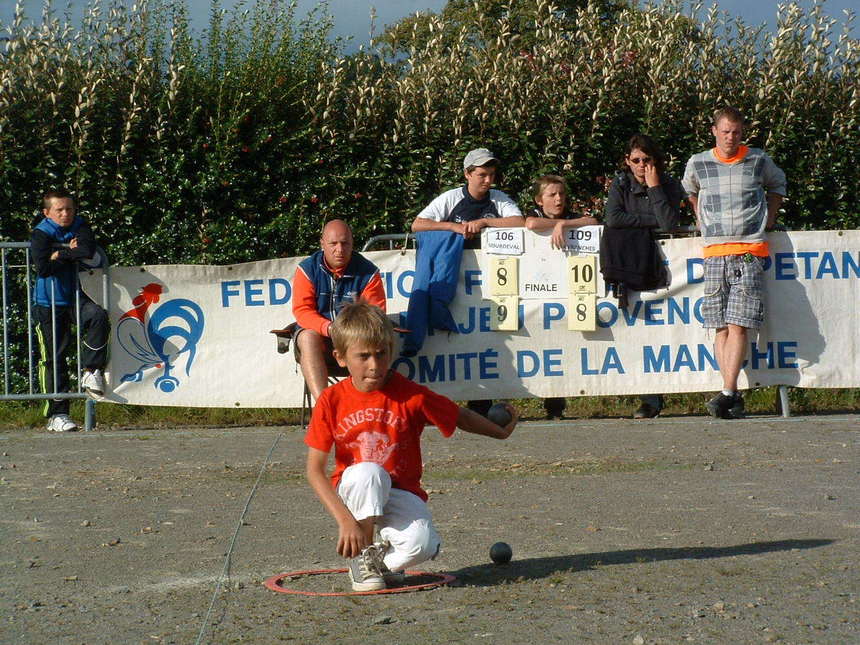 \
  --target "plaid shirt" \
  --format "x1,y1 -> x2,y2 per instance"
682,147 -> 786,246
